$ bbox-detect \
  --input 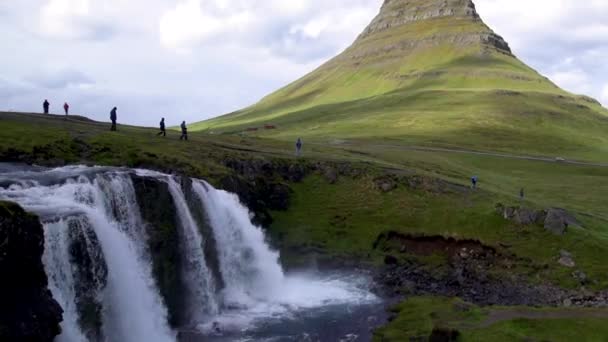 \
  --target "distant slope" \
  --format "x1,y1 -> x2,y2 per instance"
193,0 -> 608,160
